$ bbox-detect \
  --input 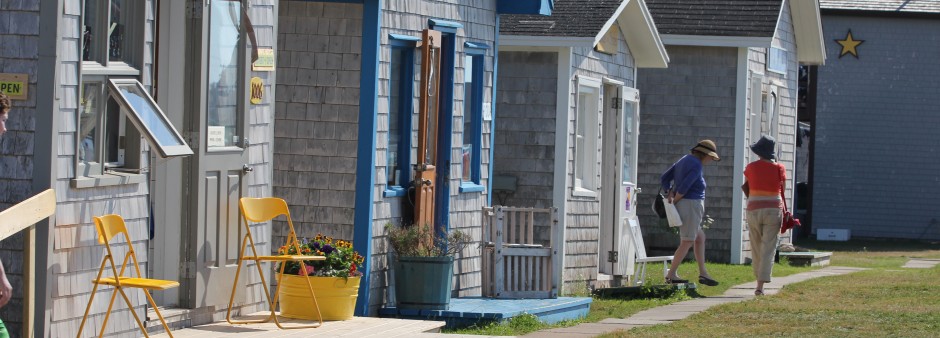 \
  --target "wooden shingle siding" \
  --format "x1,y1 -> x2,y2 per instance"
0,1 -> 40,334
371,0 -> 498,313
637,46 -> 738,263
241,1 -> 278,314
272,2 -> 363,247
813,15 -> 940,241
563,29 -> 635,292
48,1 -> 157,336
494,50 -> 557,241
